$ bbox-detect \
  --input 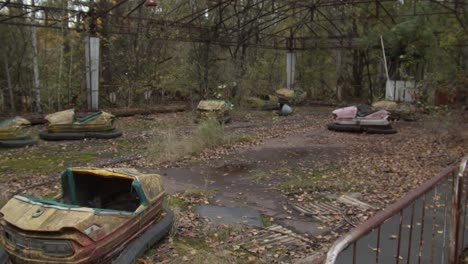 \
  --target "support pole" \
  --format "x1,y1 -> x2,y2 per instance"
449,156 -> 467,264
85,1 -> 99,111
380,35 -> 389,80
286,51 -> 296,89
286,35 -> 295,89
85,37 -> 100,111
31,0 -> 42,113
